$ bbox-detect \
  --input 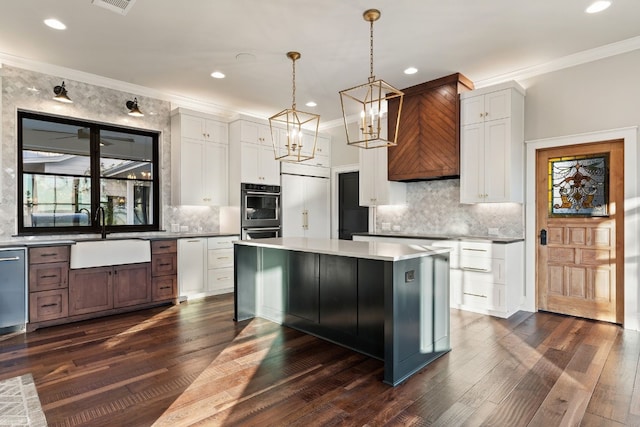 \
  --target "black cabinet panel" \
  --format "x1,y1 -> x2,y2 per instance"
288,251 -> 319,323
358,259 -> 386,358
319,254 -> 357,336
